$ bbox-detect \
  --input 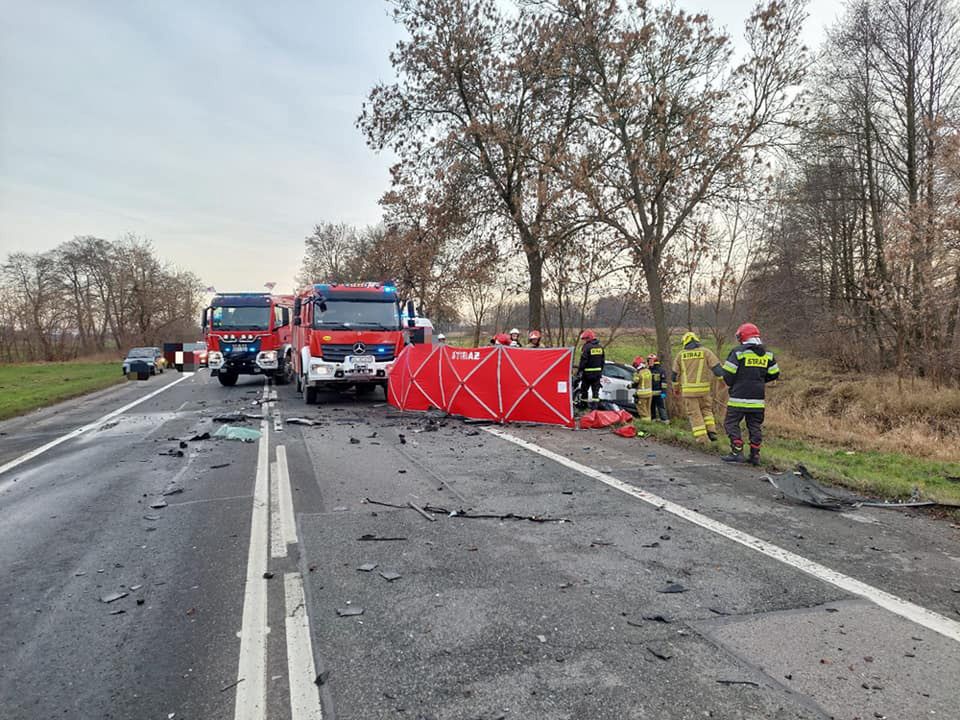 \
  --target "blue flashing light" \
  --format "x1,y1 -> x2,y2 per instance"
377,347 -> 386,353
